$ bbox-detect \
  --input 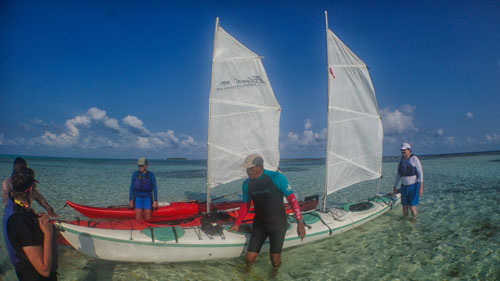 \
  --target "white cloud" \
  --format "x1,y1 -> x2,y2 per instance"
87,107 -> 125,133
19,122 -> 35,132
380,104 -> 417,135
136,136 -> 156,149
29,107 -> 198,152
304,119 -> 312,130
444,136 -> 456,146
465,112 -> 474,119
81,135 -> 120,149
33,118 -> 45,125
436,128 -> 444,136
65,115 -> 91,137
123,115 -> 151,136
284,119 -> 326,149
486,133 -> 500,143
466,136 -> 477,145
180,135 -> 196,147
